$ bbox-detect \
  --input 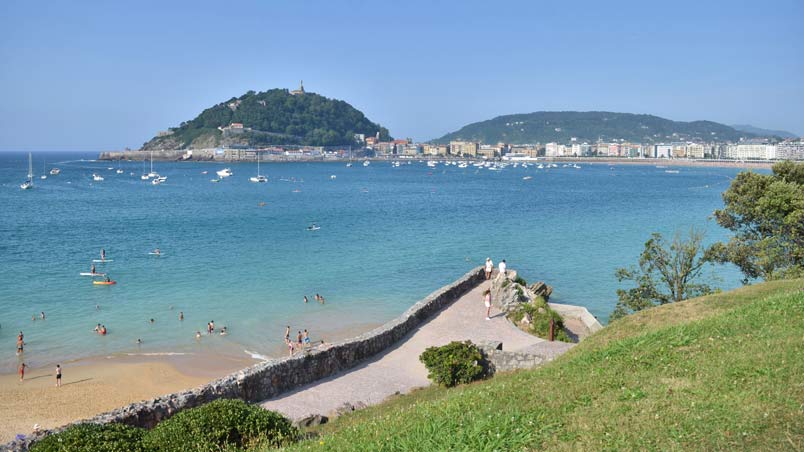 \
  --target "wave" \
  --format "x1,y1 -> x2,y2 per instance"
124,352 -> 190,357
244,350 -> 271,361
